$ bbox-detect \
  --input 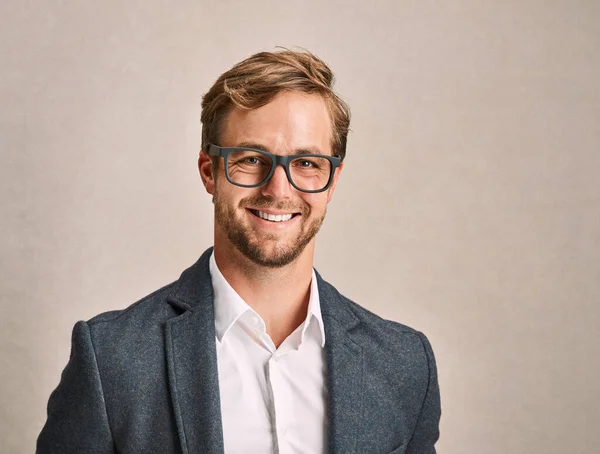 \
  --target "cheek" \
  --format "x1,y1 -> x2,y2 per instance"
233,188 -> 264,209
302,194 -> 327,214
215,184 -> 239,210
215,178 -> 239,200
